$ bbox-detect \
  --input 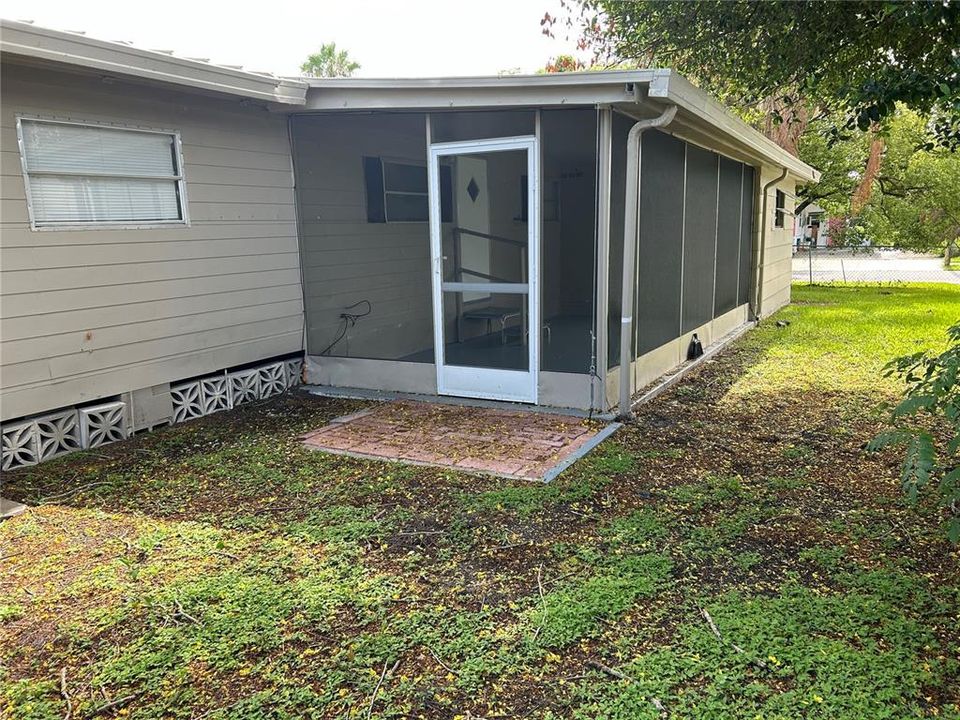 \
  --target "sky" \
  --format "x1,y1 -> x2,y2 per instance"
10,0 -> 588,77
